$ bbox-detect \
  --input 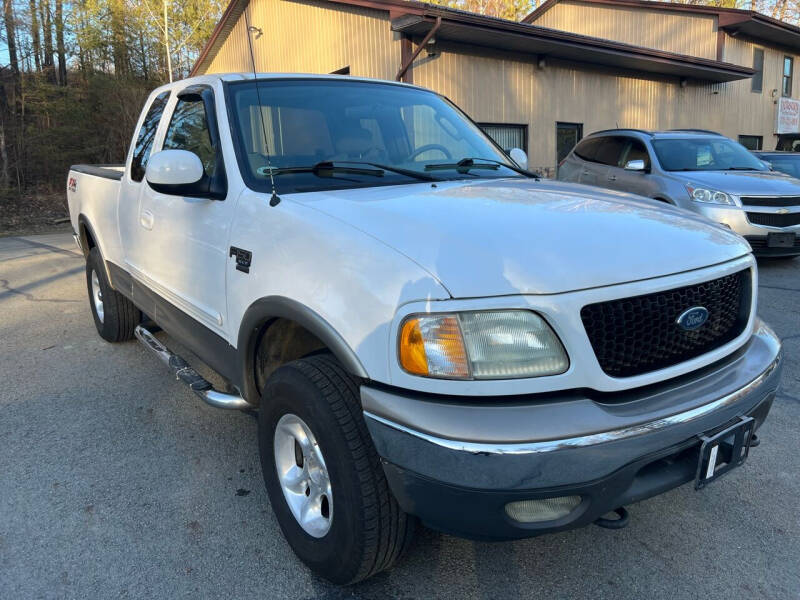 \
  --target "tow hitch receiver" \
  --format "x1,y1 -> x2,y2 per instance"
594,507 -> 629,530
